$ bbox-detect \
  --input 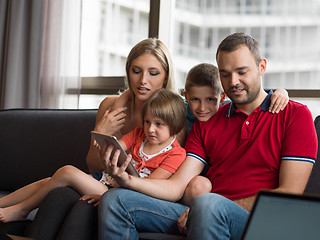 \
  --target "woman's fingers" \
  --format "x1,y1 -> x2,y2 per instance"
95,107 -> 127,135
